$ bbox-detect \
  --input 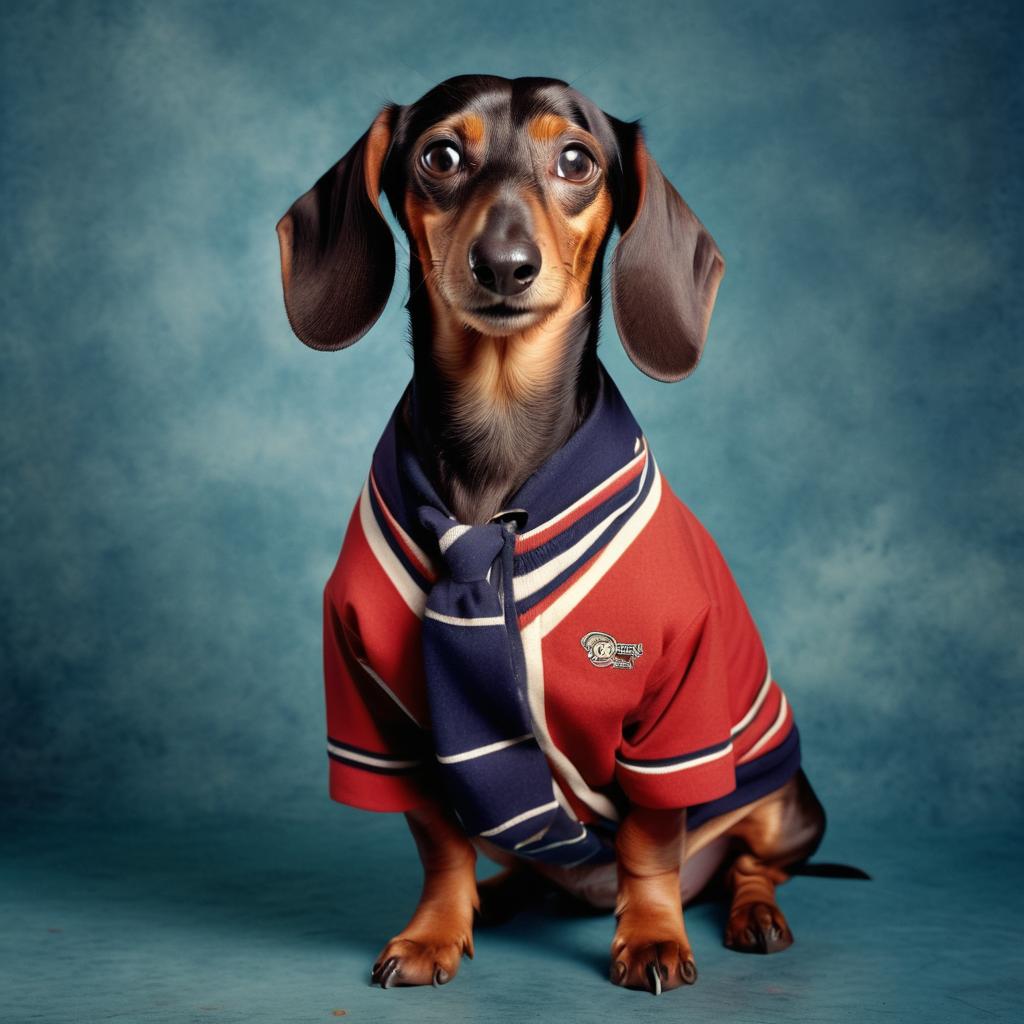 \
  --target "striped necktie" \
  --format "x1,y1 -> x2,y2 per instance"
417,505 -> 615,866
